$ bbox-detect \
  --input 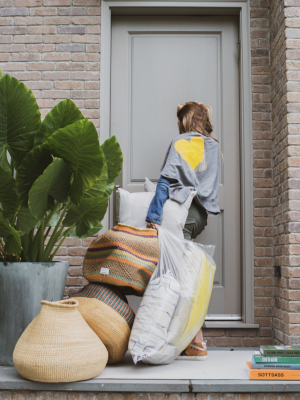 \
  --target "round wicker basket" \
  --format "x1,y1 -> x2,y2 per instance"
74,297 -> 131,364
71,283 -> 135,364
13,299 -> 108,382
